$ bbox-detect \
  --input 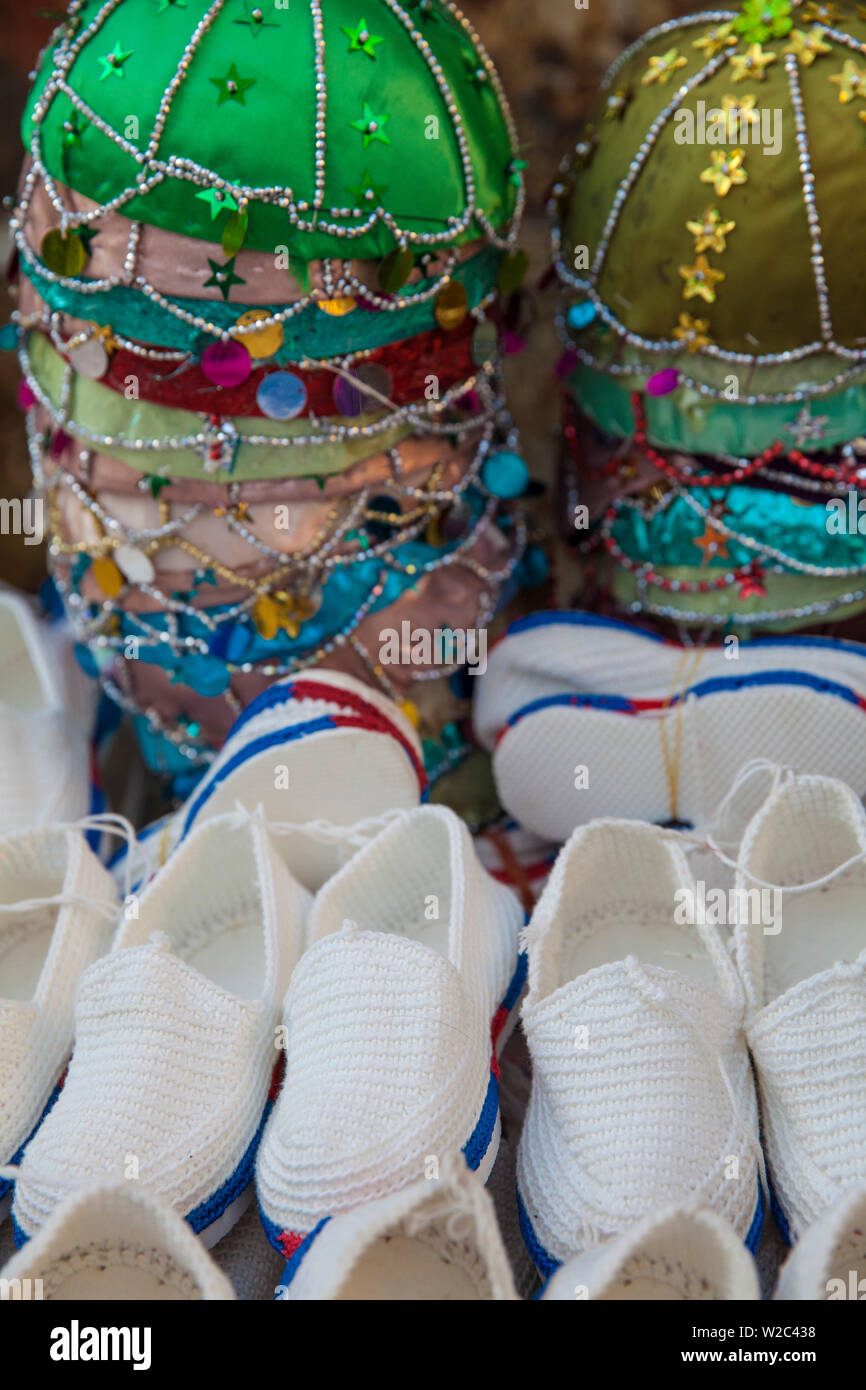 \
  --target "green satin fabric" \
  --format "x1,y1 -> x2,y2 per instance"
27,330 -> 415,481
20,244 -> 501,359
24,0 -> 518,263
611,485 -> 866,570
603,561 -> 866,634
570,363 -> 866,458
